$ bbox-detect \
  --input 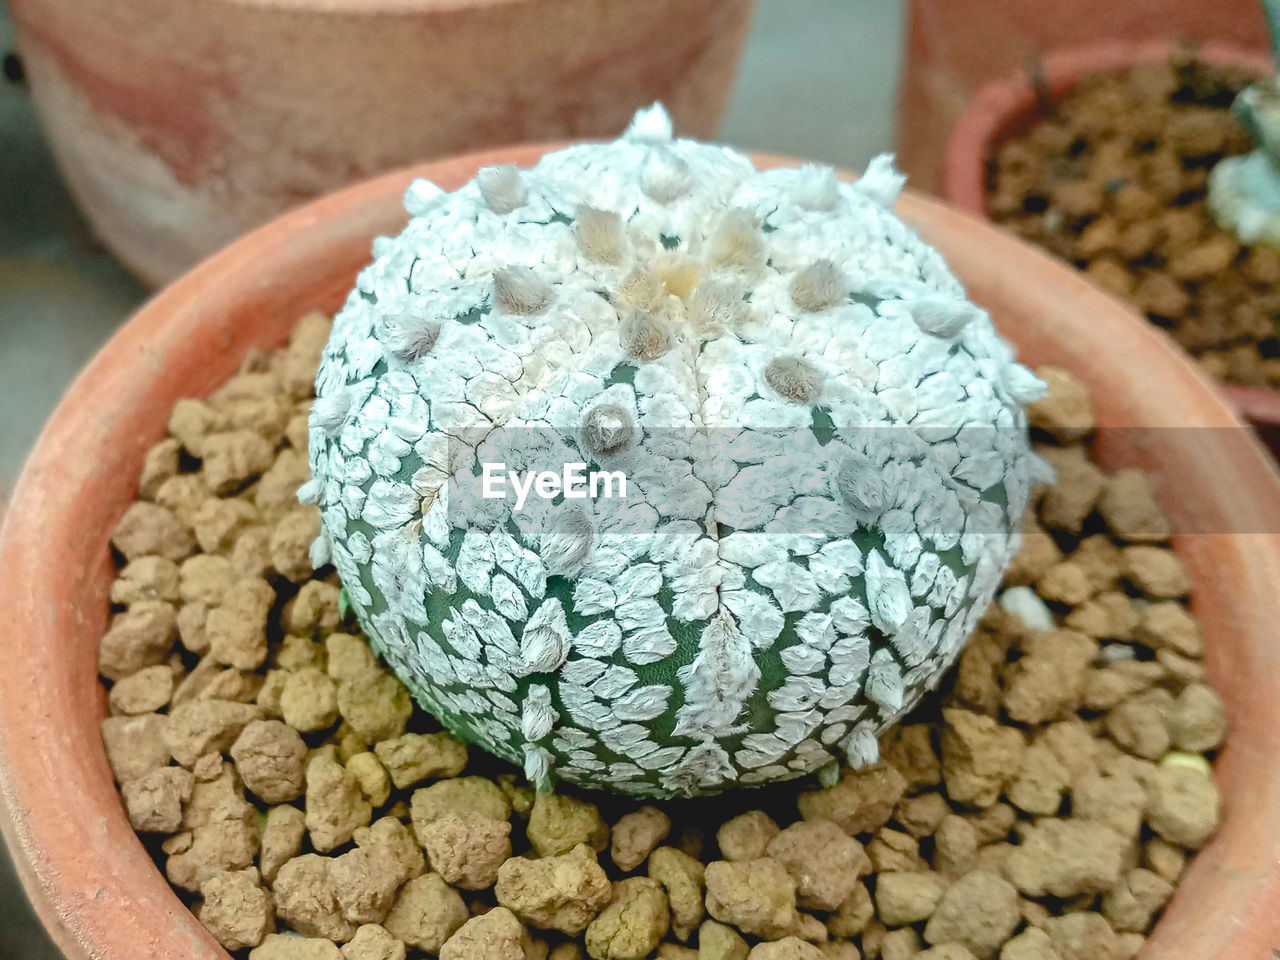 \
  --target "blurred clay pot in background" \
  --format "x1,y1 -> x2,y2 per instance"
939,38 -> 1280,450
895,0 -> 1269,194
8,0 -> 755,286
